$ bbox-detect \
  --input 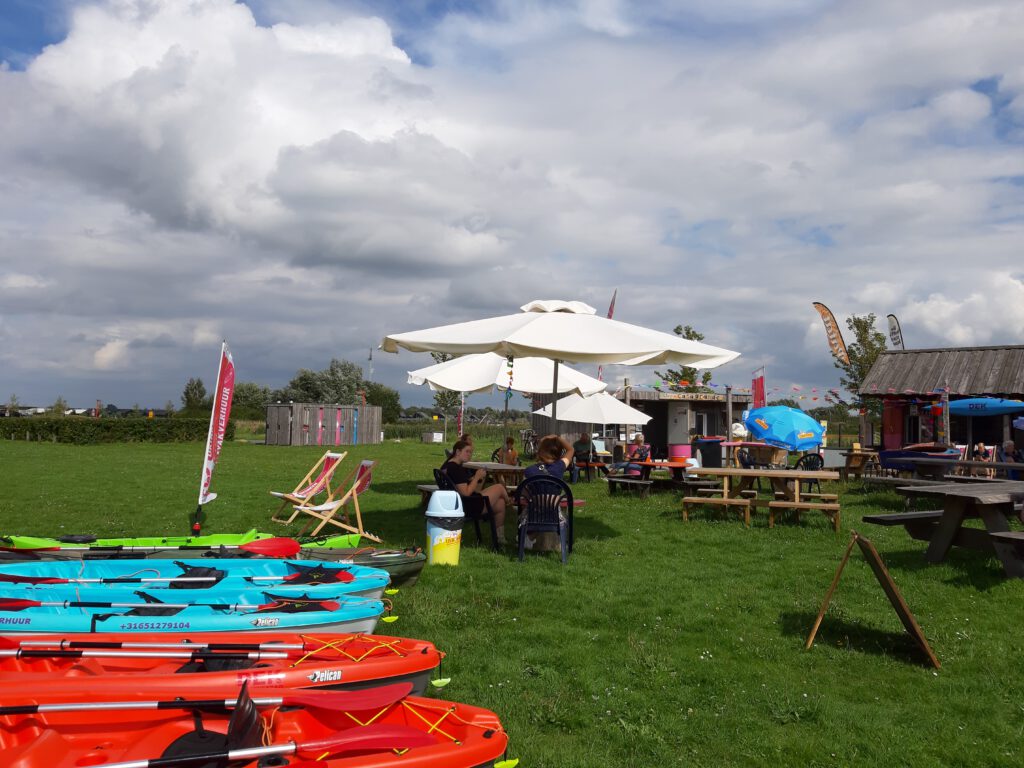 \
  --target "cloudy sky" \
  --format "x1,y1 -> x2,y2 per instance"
1,0 -> 1022,410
